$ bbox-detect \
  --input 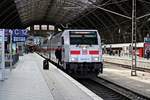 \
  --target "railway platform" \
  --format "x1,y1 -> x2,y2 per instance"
103,54 -> 150,69
0,53 -> 102,100
99,62 -> 150,98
